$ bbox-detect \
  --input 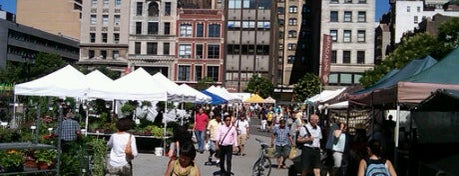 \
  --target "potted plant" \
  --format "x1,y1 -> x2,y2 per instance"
34,149 -> 57,170
0,149 -> 24,173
